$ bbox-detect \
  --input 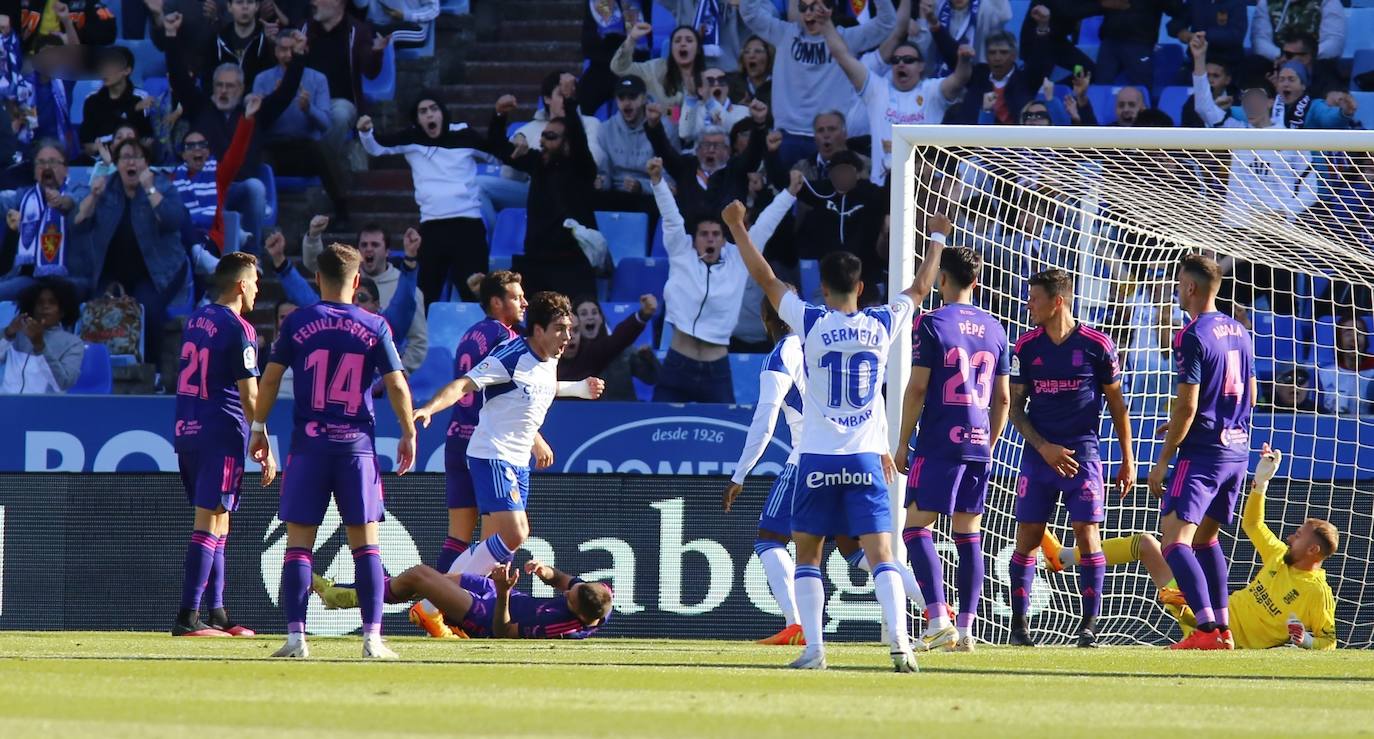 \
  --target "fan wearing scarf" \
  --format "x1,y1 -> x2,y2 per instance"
1,140 -> 89,301
919,0 -> 1012,70
1272,60 -> 1357,130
